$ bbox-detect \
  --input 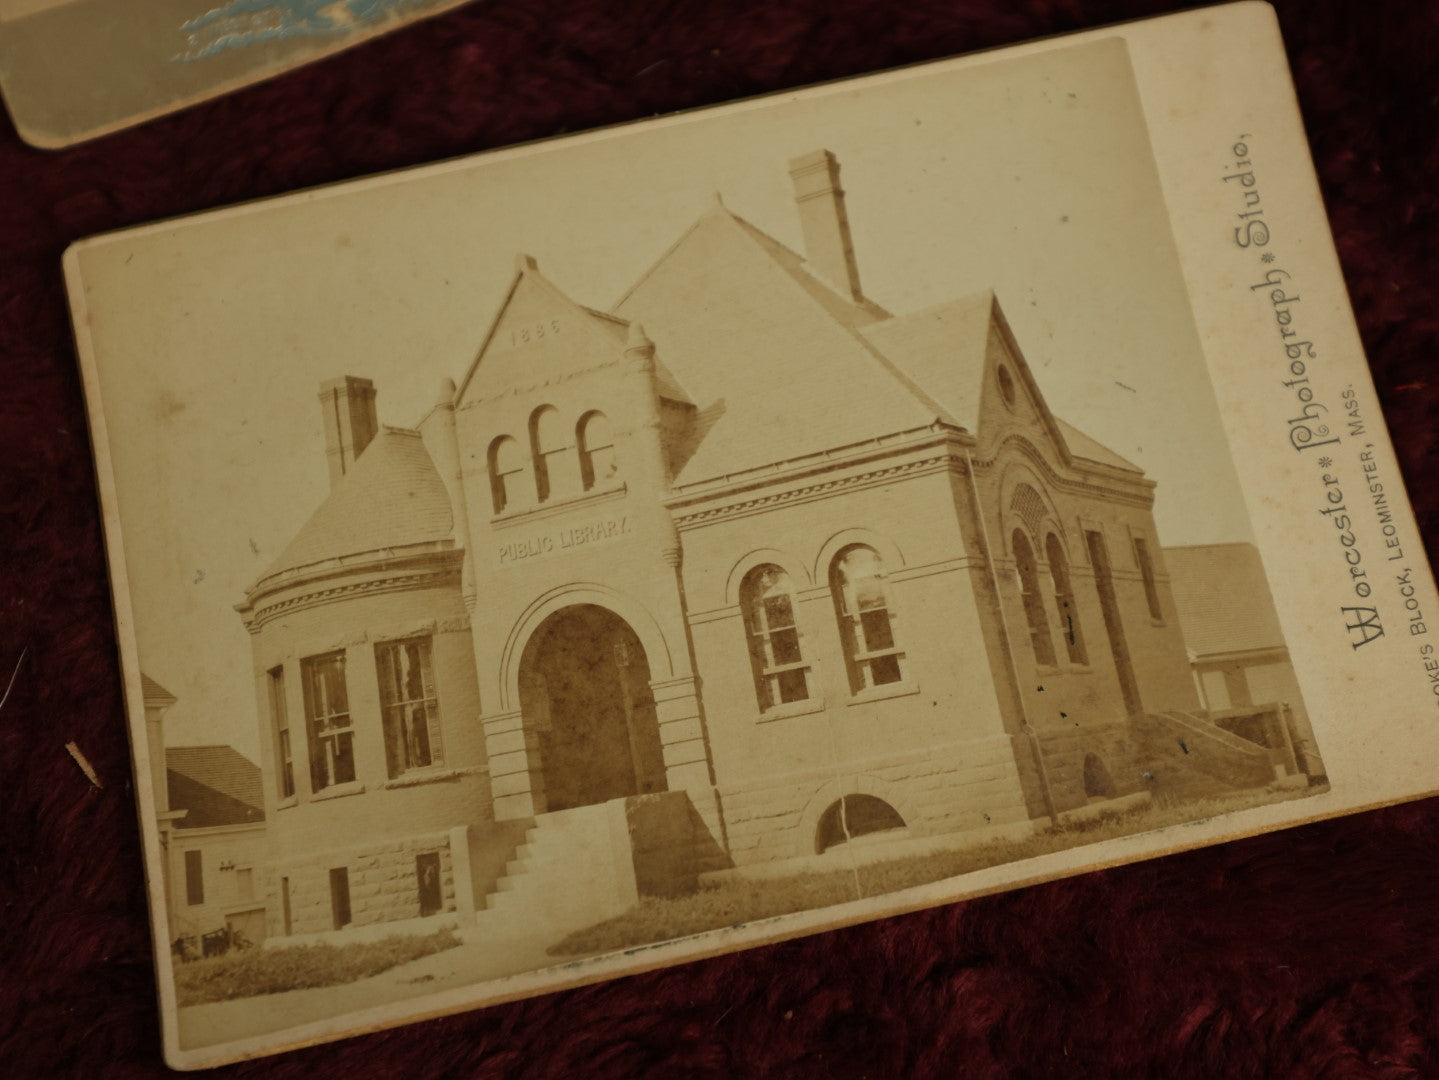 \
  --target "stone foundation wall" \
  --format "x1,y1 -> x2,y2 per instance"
265,830 -> 456,938
626,791 -> 731,896
1032,721 -> 1144,812
716,736 -> 1032,867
